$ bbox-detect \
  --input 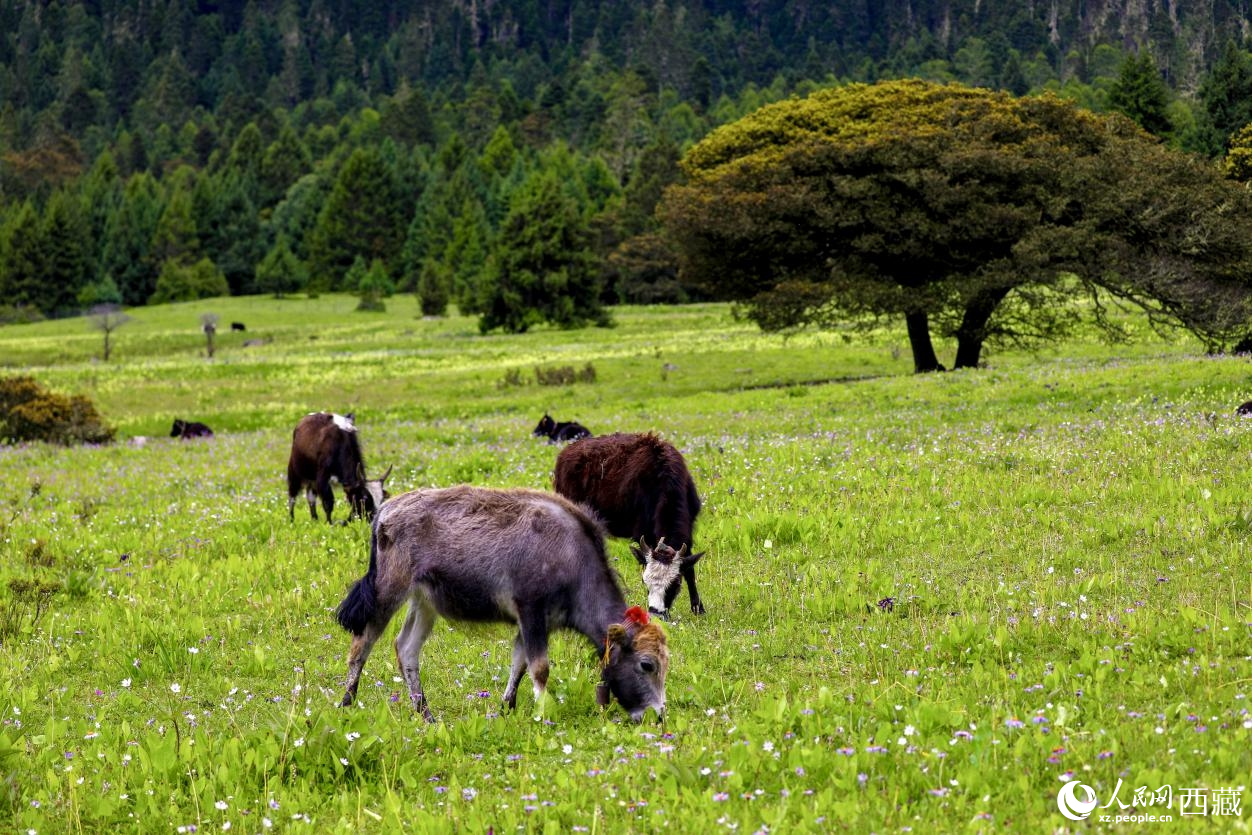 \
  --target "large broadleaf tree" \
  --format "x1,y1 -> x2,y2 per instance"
660,79 -> 1252,372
